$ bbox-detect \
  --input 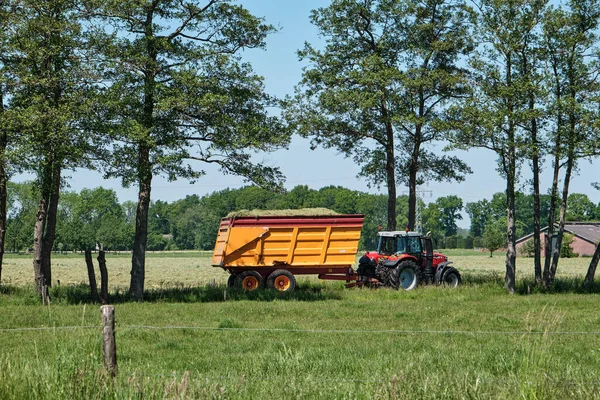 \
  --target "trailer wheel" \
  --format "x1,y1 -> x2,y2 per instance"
227,274 -> 236,288
442,268 -> 461,288
266,269 -> 296,292
235,271 -> 264,291
394,261 -> 421,291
